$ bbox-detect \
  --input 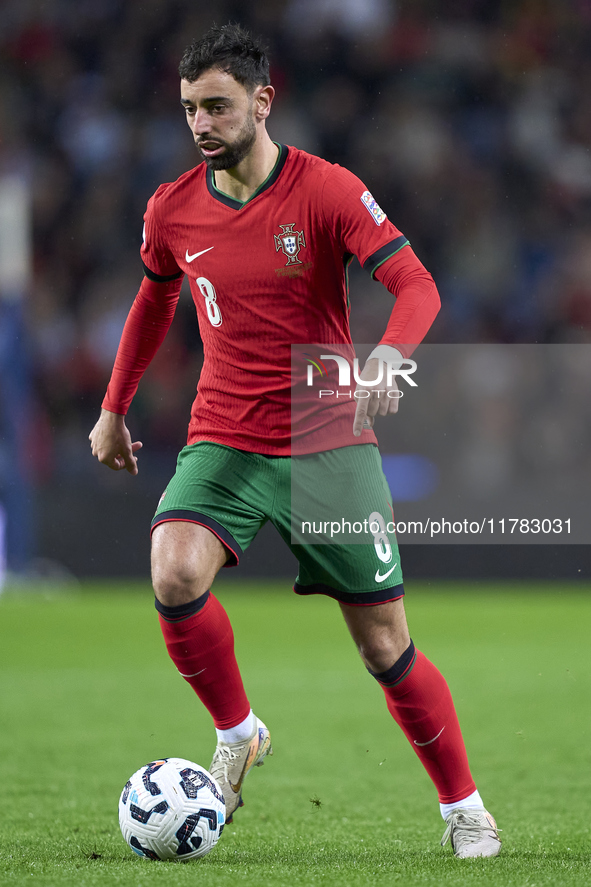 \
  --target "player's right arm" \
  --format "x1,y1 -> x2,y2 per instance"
90,186 -> 184,475
89,408 -> 143,475
89,274 -> 183,474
